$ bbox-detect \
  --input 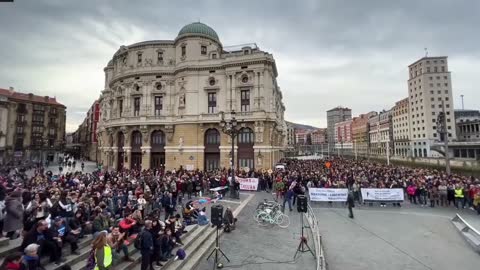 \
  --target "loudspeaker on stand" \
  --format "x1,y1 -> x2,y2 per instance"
211,204 -> 224,226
